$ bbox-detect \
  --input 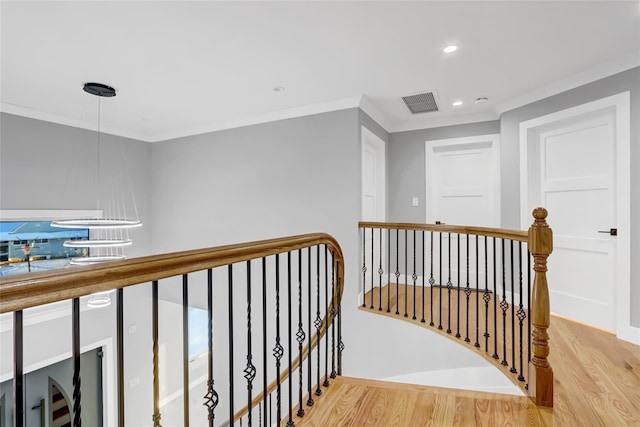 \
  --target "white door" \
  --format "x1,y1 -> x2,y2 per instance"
361,127 -> 386,301
520,94 -> 631,334
426,135 -> 500,227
